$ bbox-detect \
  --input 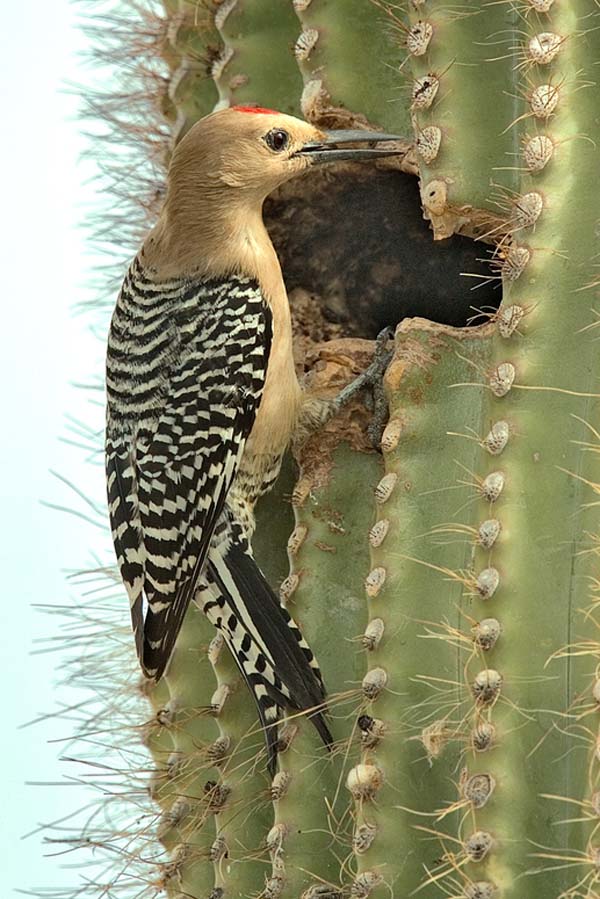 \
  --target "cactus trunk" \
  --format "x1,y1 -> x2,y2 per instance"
47,1 -> 600,898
